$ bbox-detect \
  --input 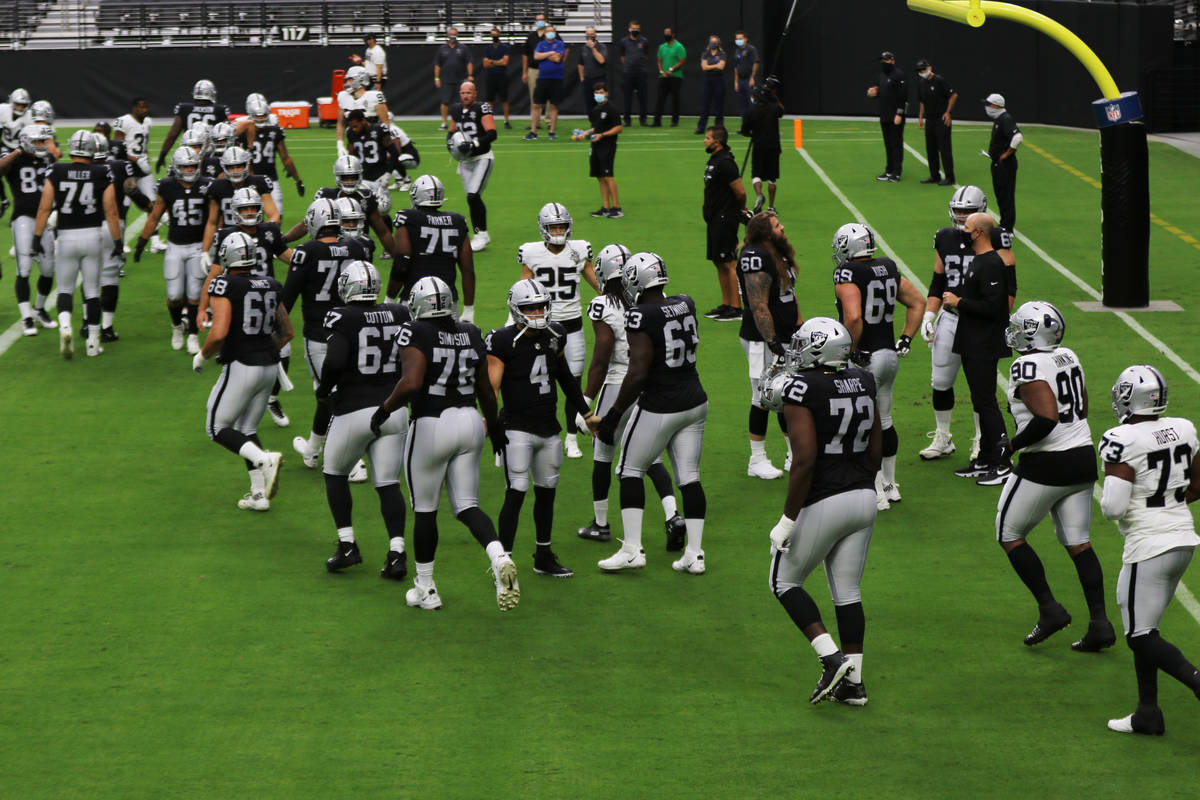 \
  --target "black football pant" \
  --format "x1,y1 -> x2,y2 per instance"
924,118 -> 954,181
991,156 -> 1018,232
654,77 -> 681,124
962,354 -> 1007,464
879,117 -> 905,177
621,73 -> 648,124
